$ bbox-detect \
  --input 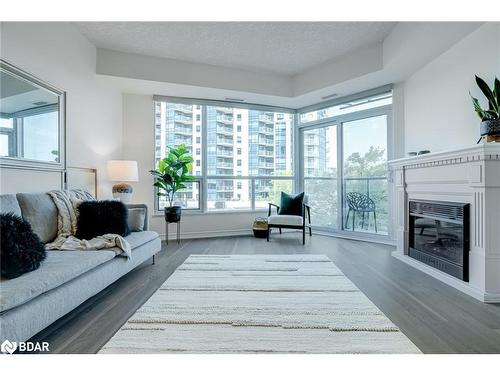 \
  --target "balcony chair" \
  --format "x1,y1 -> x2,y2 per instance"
267,193 -> 312,245
345,192 -> 378,233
